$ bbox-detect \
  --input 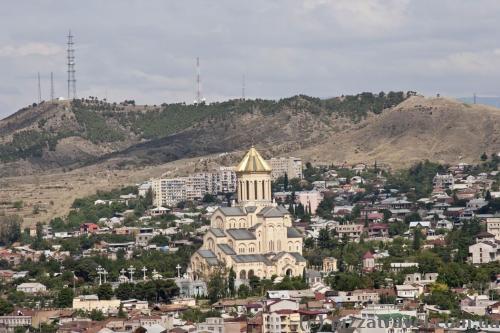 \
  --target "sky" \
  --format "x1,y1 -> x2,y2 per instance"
1,0 -> 500,118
